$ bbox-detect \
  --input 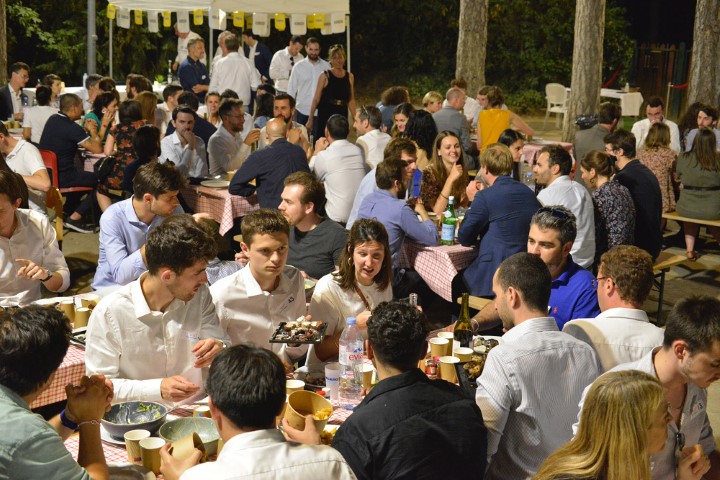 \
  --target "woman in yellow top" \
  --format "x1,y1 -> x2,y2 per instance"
476,86 -> 534,151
